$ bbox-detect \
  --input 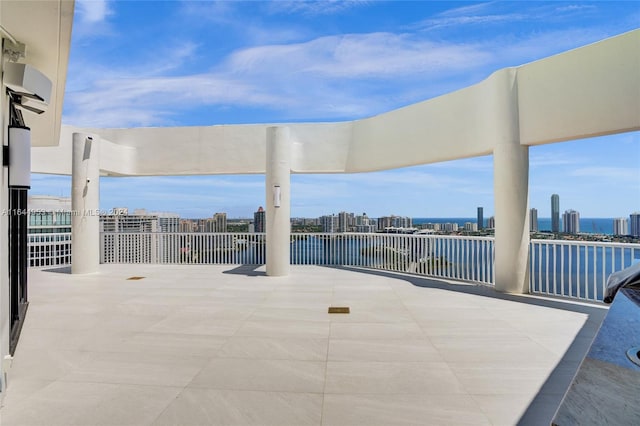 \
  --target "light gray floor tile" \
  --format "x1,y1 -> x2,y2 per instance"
451,366 -> 553,395
327,307 -> 416,324
235,320 -> 331,338
330,322 -> 426,340
61,351 -> 209,387
7,349 -> 93,382
89,331 -> 230,357
152,388 -> 322,426
0,381 -> 181,426
0,379 -> 53,408
189,358 -> 326,392
431,335 -> 559,368
325,361 -> 464,394
328,339 -> 442,362
322,393 -> 491,426
147,316 -> 244,336
248,307 -> 331,323
217,336 -> 328,360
